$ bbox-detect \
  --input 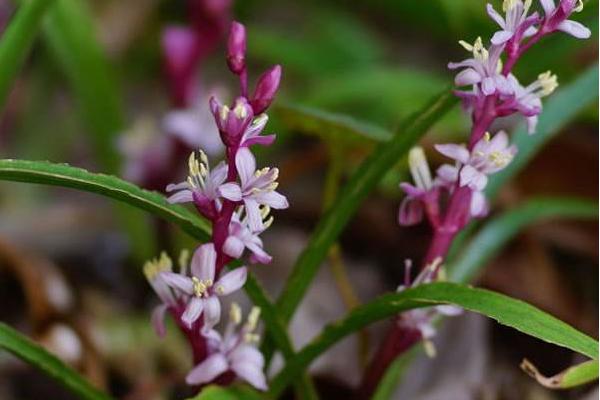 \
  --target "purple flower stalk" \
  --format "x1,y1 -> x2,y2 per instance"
360,1 -> 591,397
145,21 -> 285,391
